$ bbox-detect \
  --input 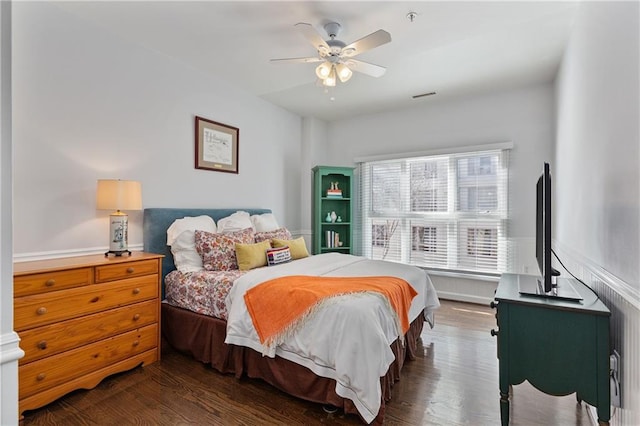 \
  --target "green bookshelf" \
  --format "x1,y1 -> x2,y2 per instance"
312,166 -> 354,255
